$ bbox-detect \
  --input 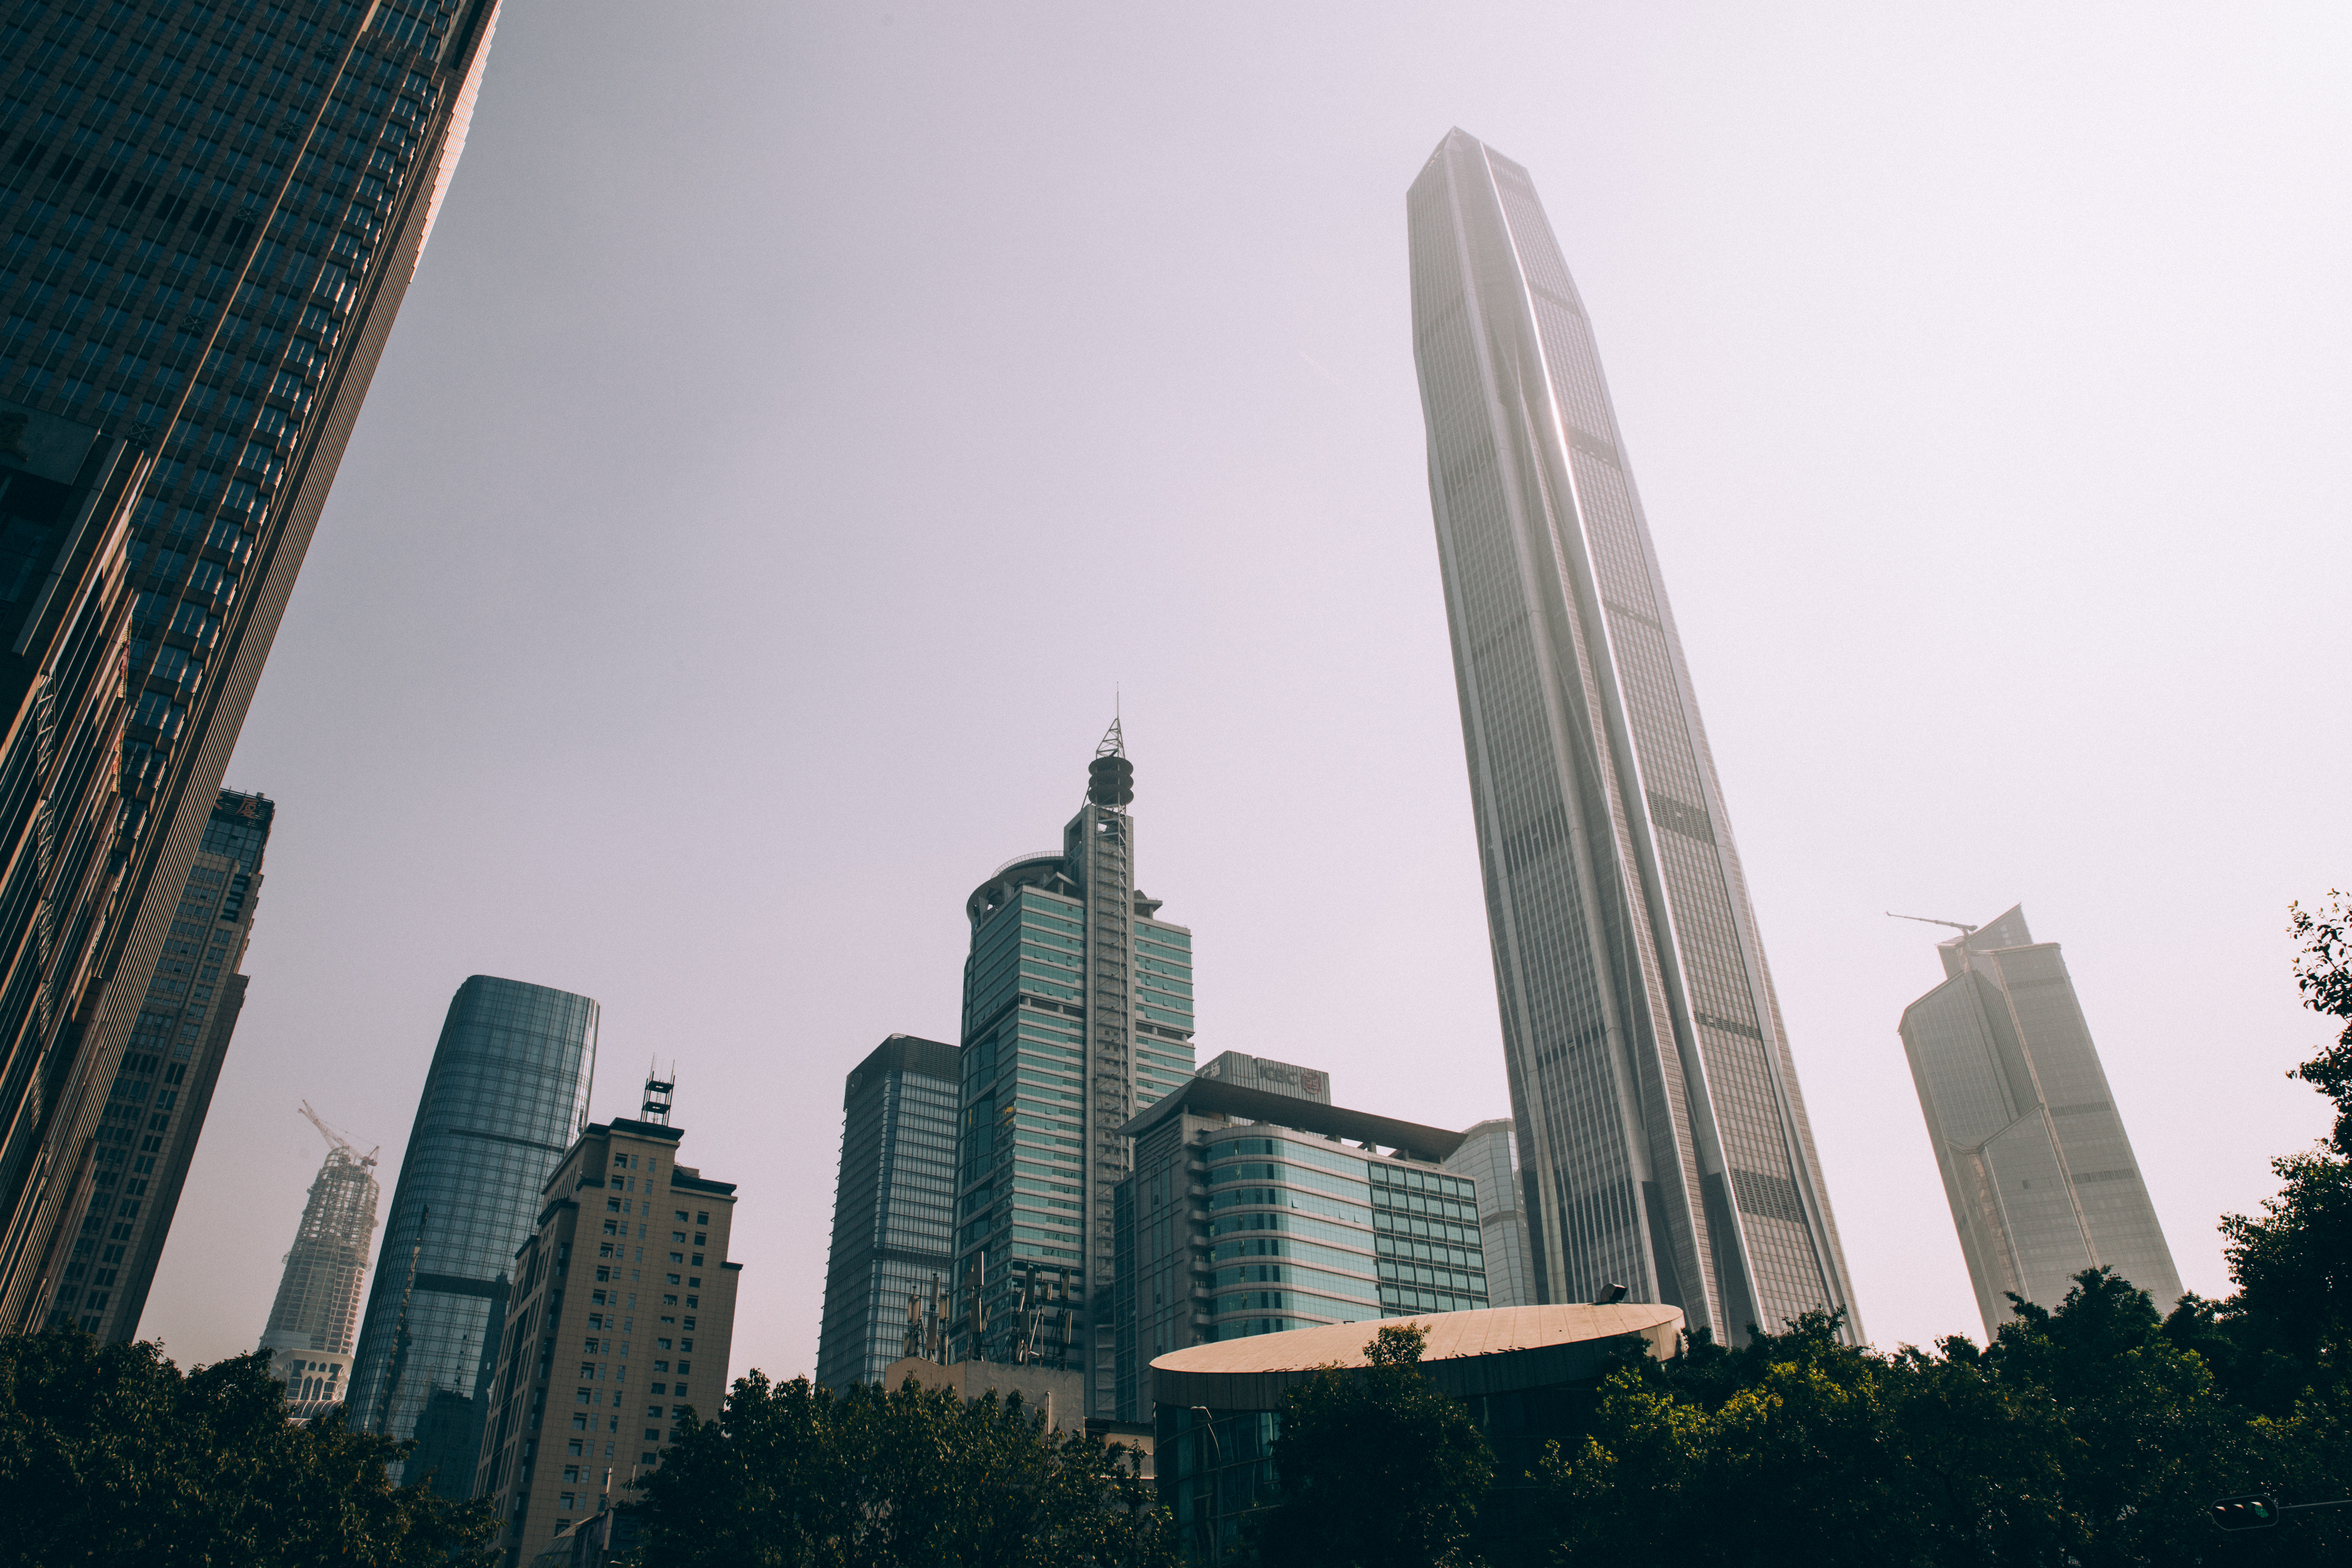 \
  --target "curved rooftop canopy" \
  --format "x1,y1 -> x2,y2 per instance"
1151,1303 -> 1684,1410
